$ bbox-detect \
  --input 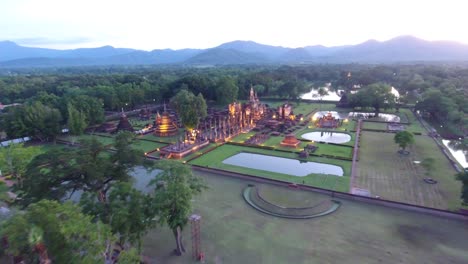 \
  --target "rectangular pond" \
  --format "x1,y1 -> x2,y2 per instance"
222,152 -> 343,177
